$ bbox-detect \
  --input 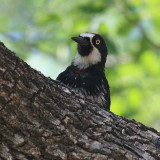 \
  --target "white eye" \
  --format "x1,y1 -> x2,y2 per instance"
96,39 -> 100,45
